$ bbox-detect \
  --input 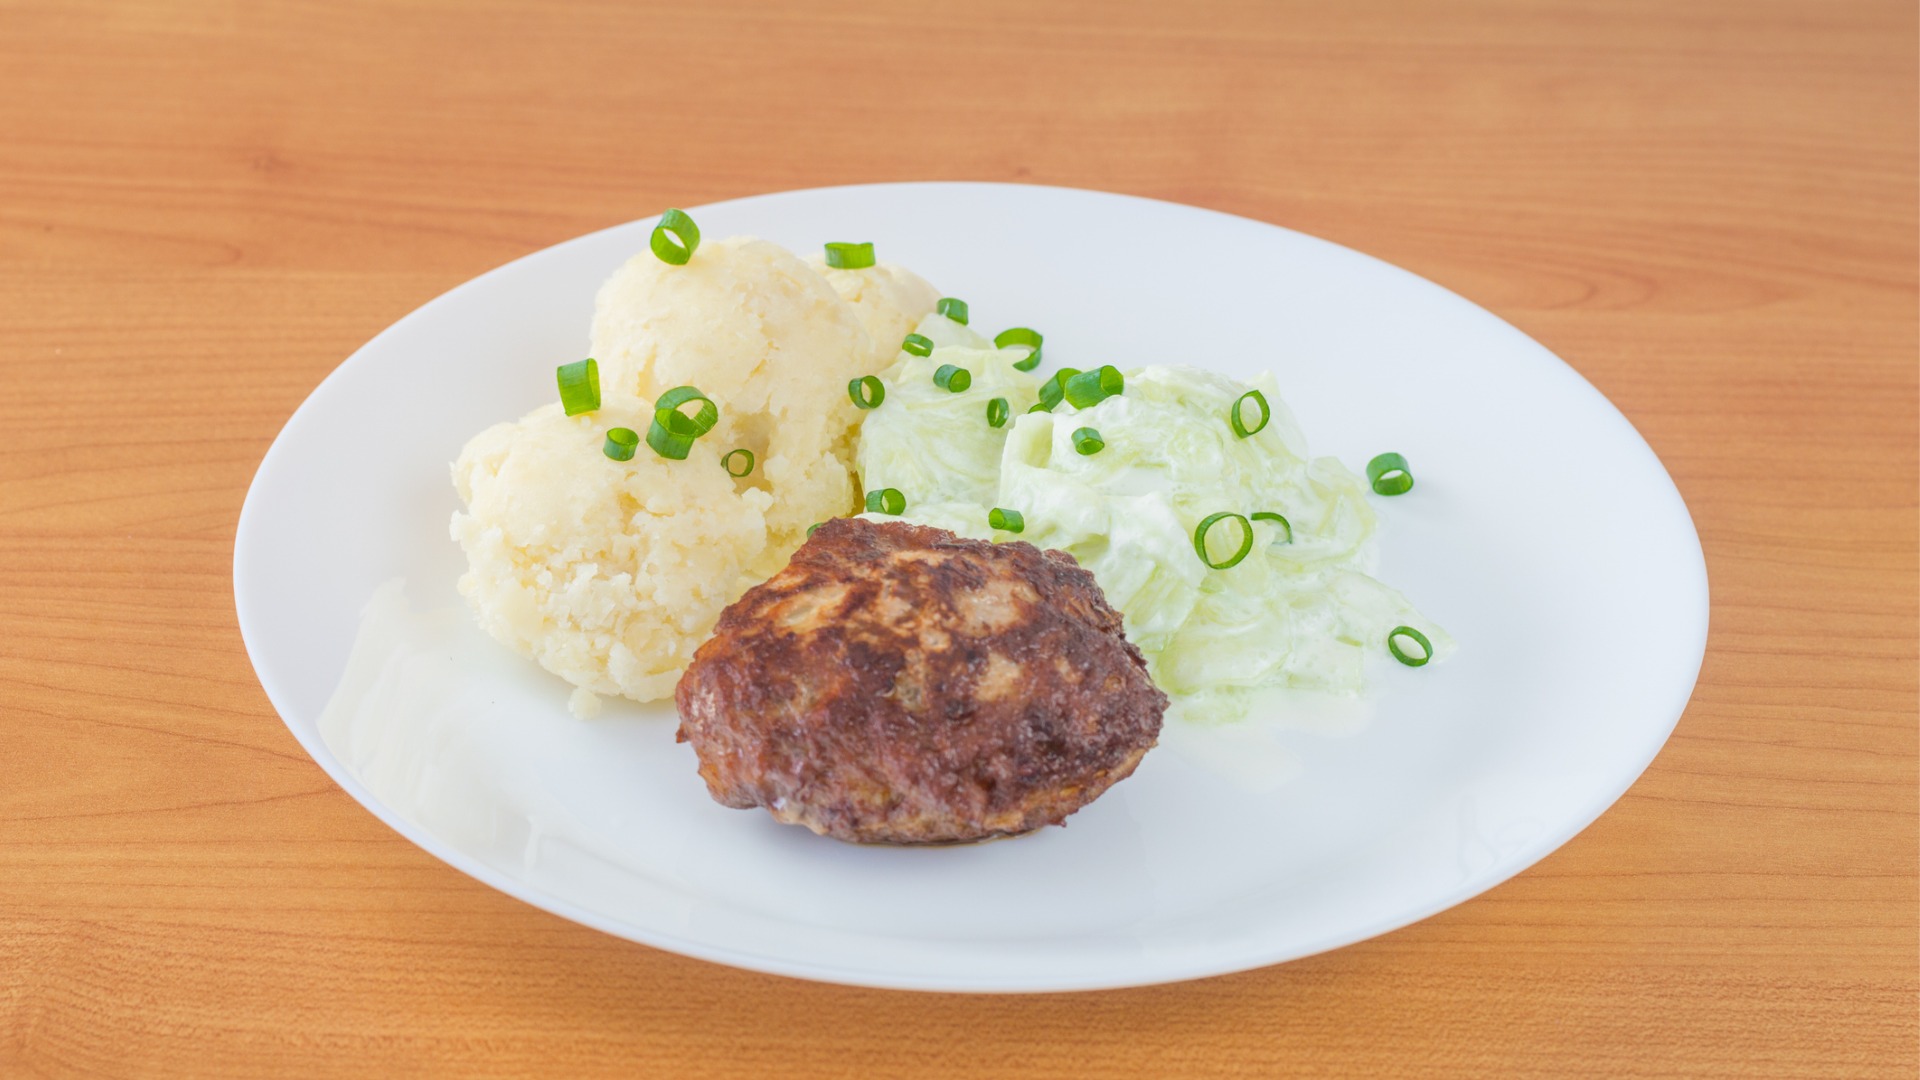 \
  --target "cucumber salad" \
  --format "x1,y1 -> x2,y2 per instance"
852,305 -> 1452,714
